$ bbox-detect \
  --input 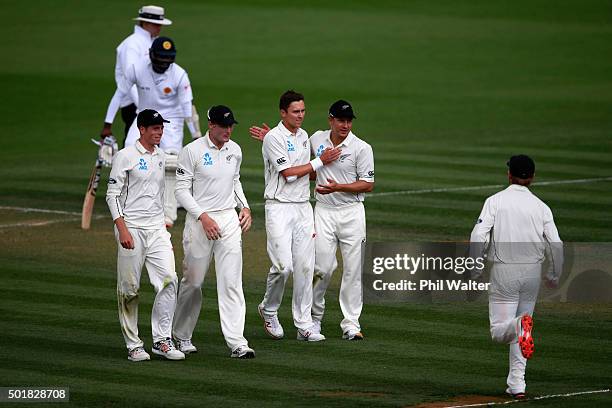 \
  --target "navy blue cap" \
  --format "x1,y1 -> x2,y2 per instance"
137,109 -> 170,127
